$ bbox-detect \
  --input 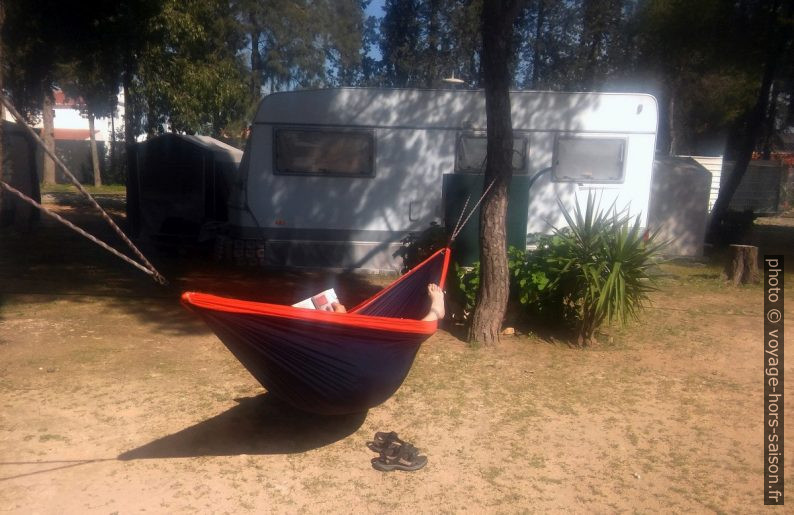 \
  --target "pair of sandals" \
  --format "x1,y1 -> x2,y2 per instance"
367,431 -> 427,472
